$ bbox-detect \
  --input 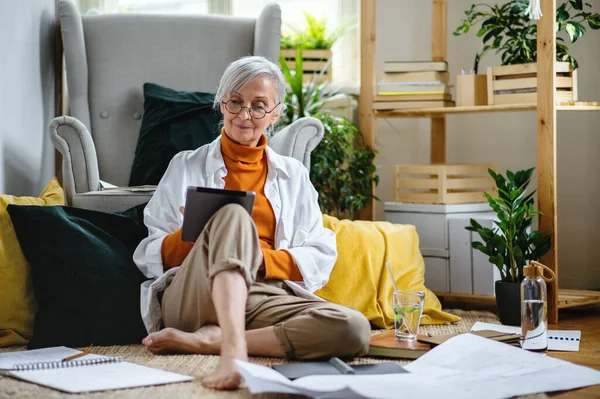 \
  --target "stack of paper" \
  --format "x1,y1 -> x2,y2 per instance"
236,334 -> 600,399
470,321 -> 582,351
